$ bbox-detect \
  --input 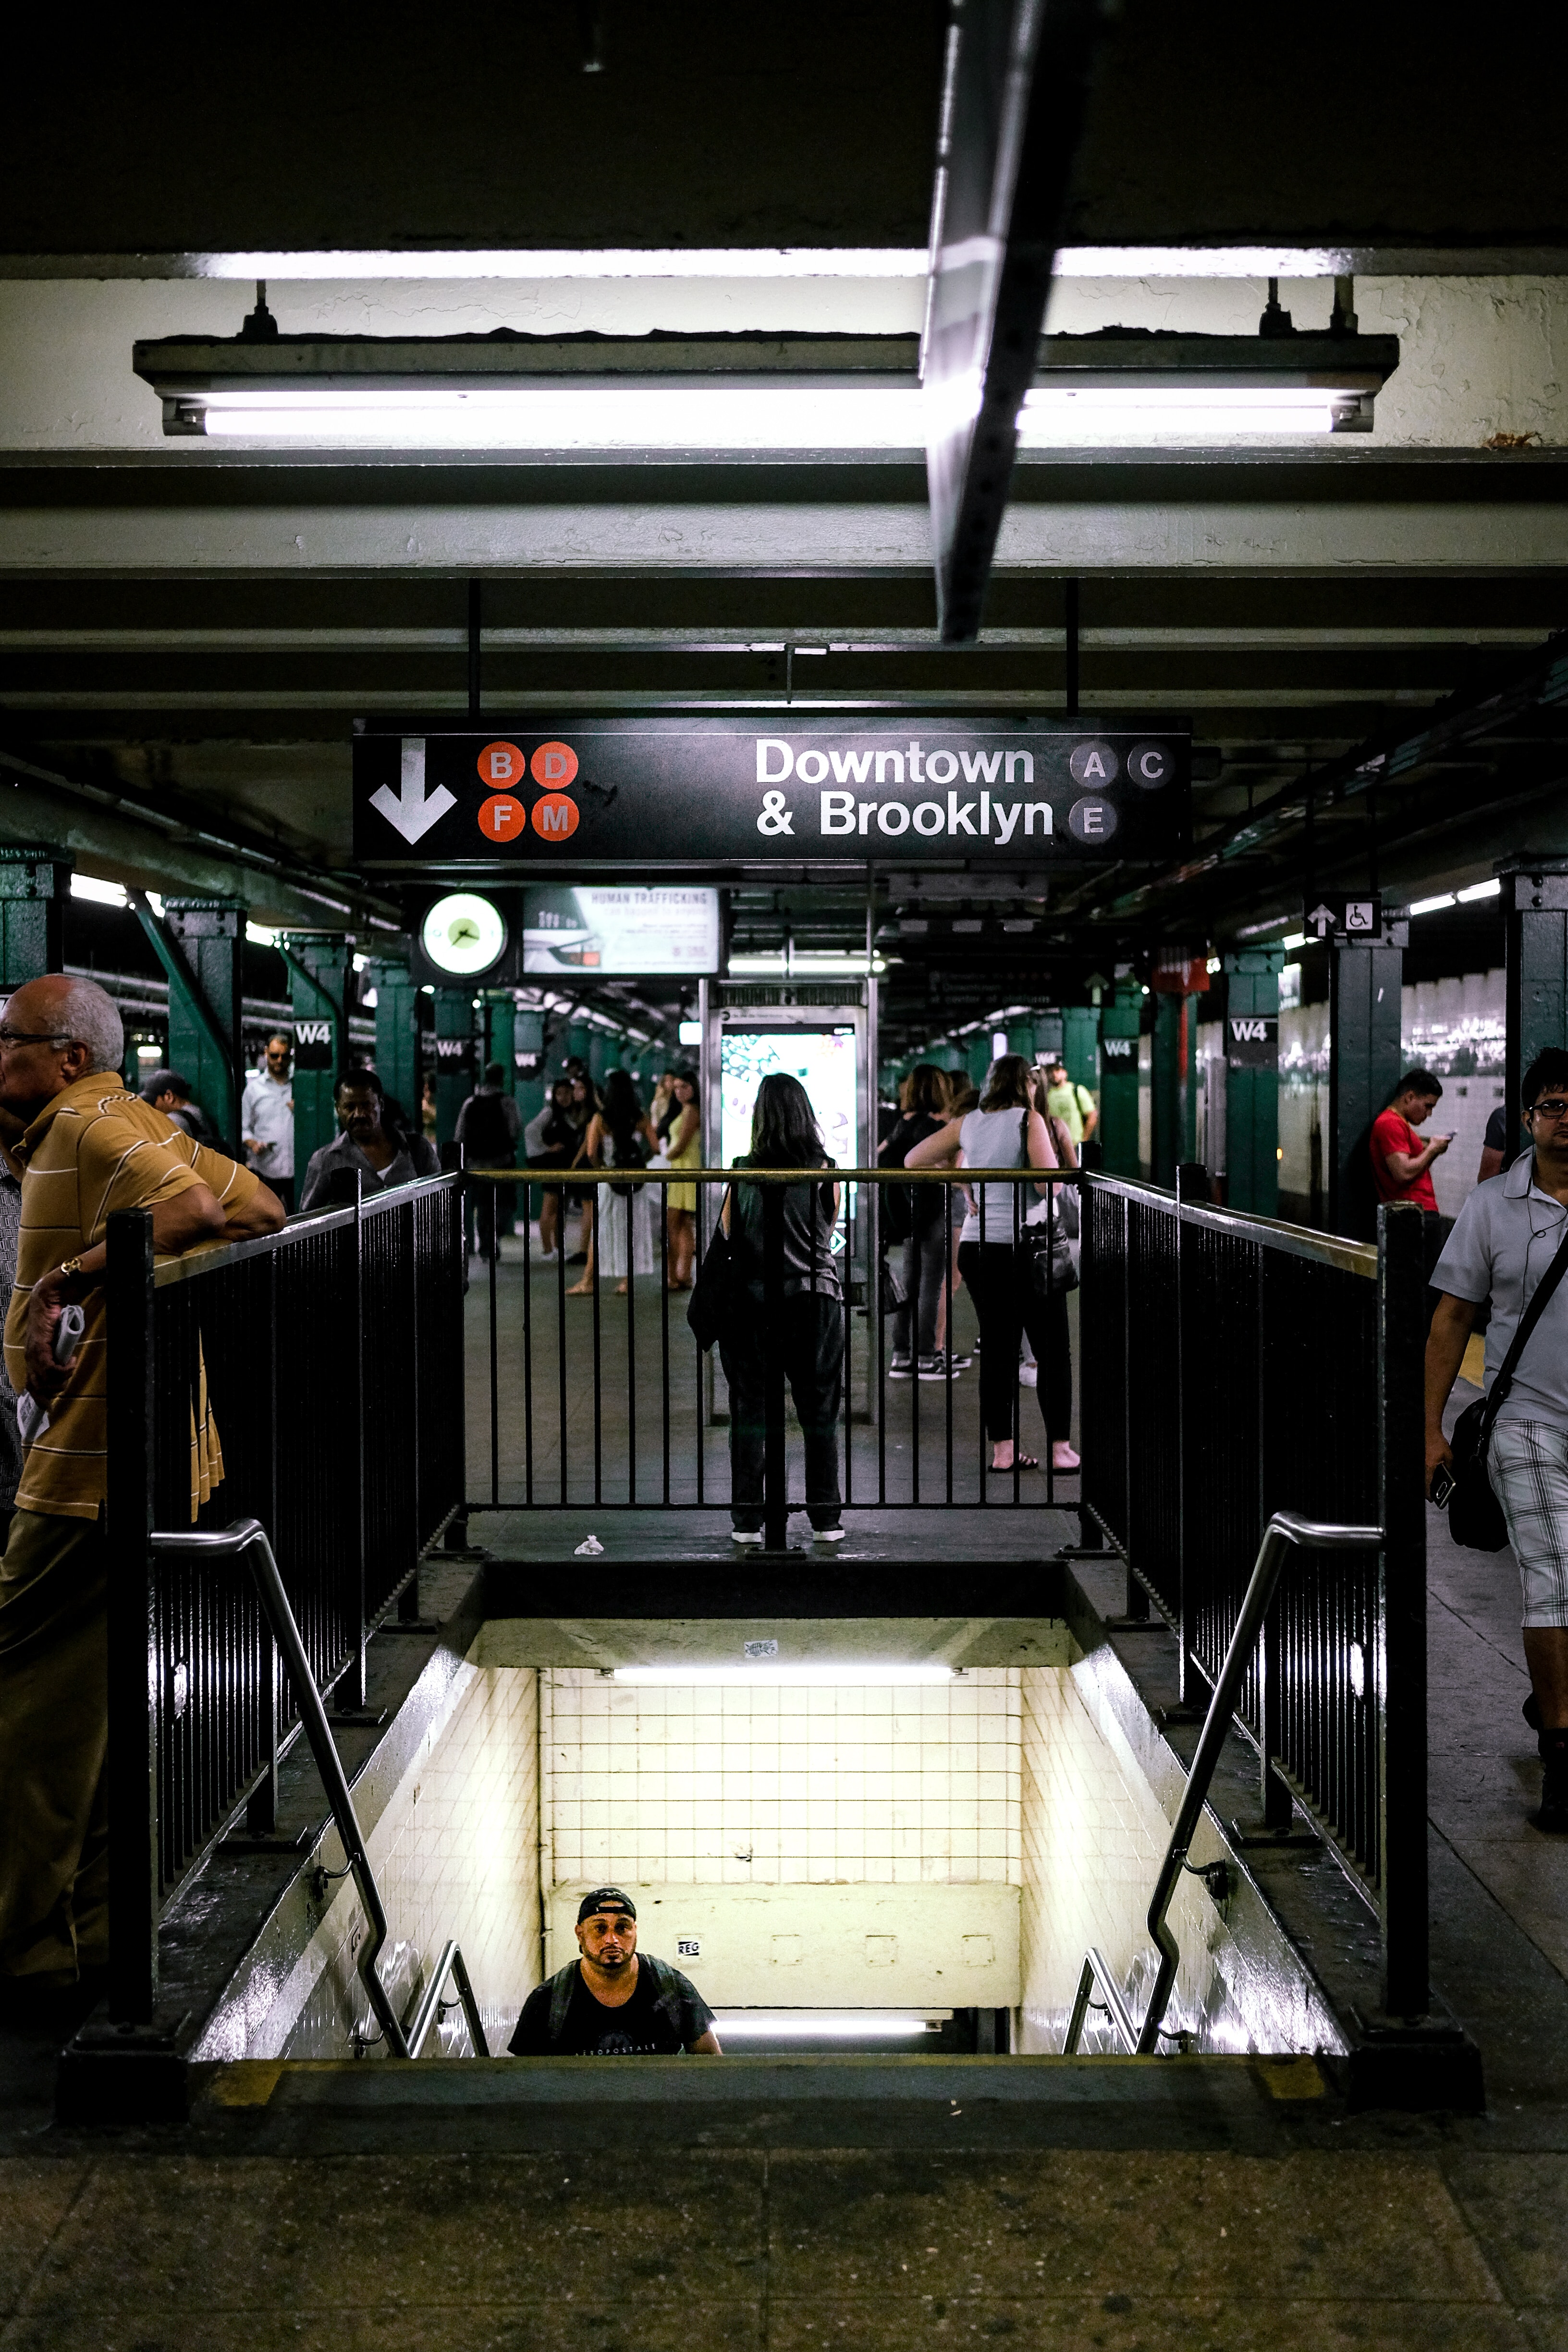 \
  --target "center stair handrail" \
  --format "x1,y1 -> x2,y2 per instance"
1064,1509 -> 1384,2057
